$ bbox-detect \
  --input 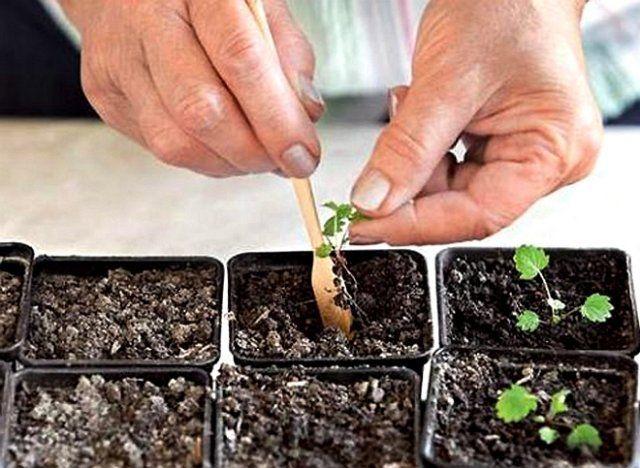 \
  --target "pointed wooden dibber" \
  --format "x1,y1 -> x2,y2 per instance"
245,0 -> 353,336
